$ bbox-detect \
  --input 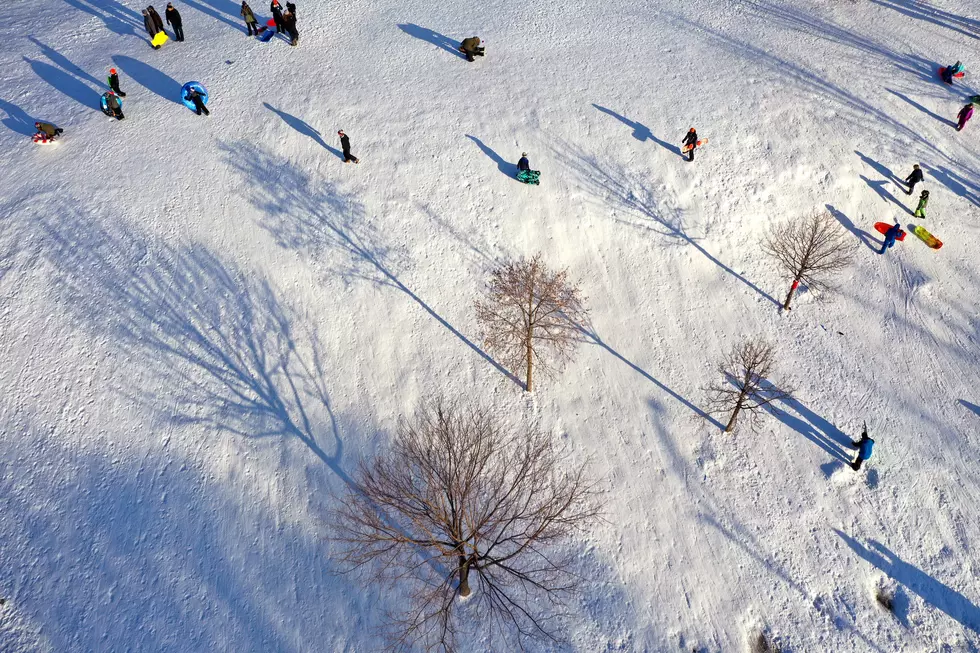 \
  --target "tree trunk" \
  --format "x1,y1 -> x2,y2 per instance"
783,278 -> 800,310
525,337 -> 533,392
725,402 -> 741,432
525,278 -> 534,392
457,555 -> 472,597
